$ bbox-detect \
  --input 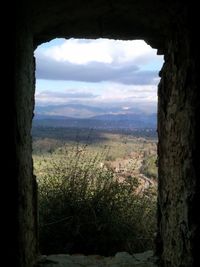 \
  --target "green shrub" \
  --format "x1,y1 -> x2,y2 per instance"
140,155 -> 158,179
35,143 -> 157,255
